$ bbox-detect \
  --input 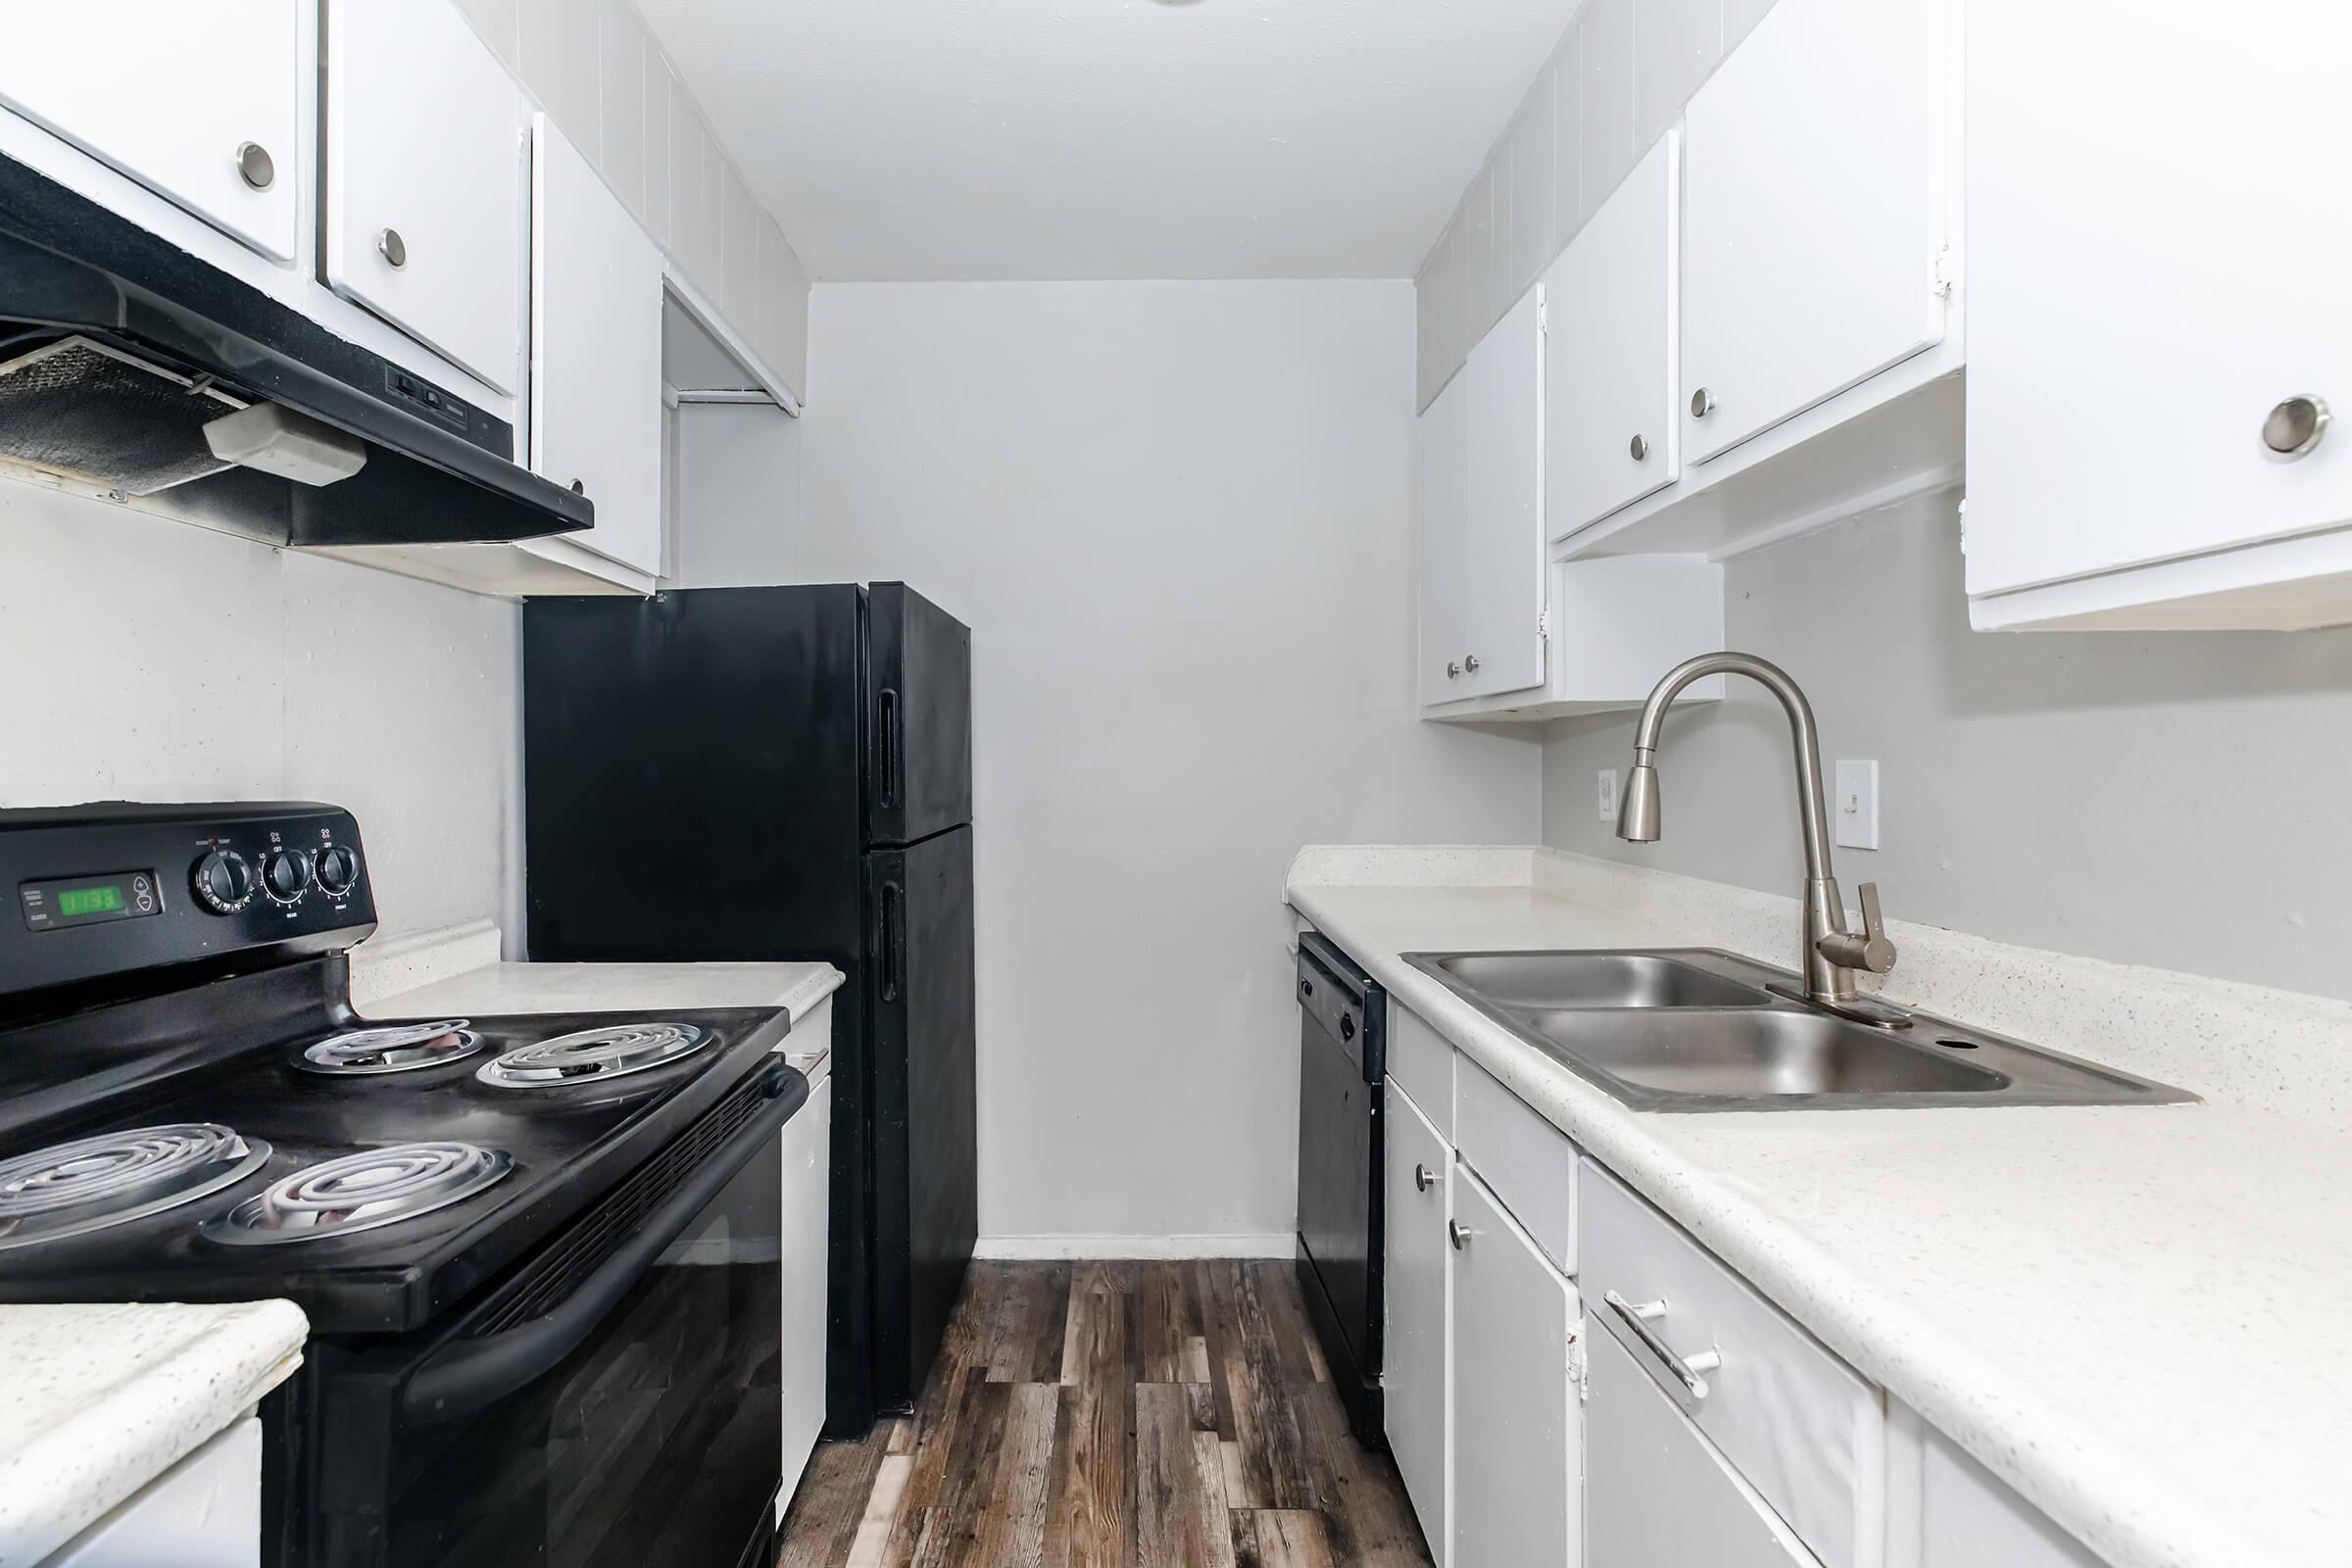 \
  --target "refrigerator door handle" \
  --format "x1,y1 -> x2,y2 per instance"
880,880 -> 905,1002
877,688 -> 903,808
